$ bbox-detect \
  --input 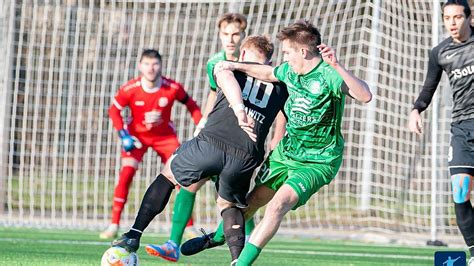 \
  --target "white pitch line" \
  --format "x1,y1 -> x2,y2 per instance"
0,237 -> 434,261
0,237 -> 108,246
257,248 -> 433,261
